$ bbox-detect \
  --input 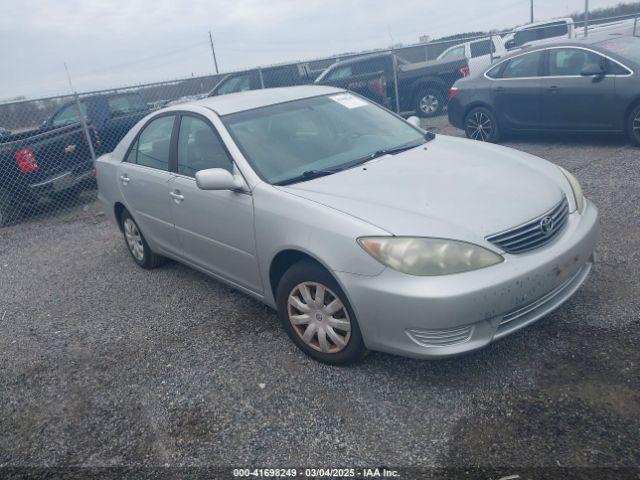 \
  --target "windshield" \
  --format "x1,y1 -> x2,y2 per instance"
222,93 -> 426,185
598,37 -> 640,64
